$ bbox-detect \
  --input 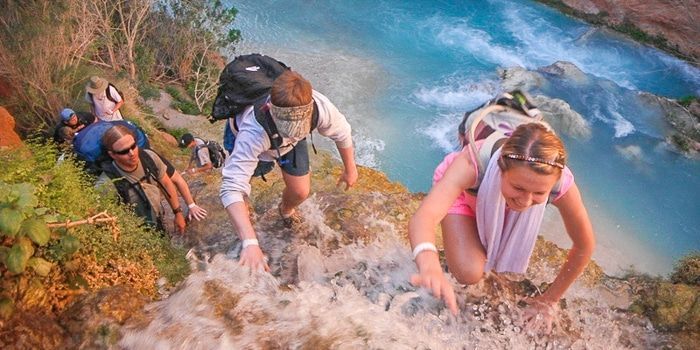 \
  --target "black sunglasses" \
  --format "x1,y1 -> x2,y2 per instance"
112,143 -> 137,155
